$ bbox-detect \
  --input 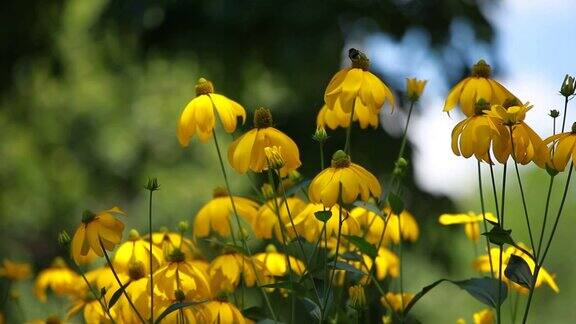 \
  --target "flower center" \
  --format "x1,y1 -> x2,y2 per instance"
471,59 -> 492,78
128,229 -> 140,241
81,210 -> 96,224
331,150 -> 351,168
168,249 -> 186,263
474,98 -> 490,116
195,77 -> 214,96
253,107 -> 273,128
571,122 -> 576,134
349,48 -> 370,71
128,260 -> 146,280
212,186 -> 229,198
